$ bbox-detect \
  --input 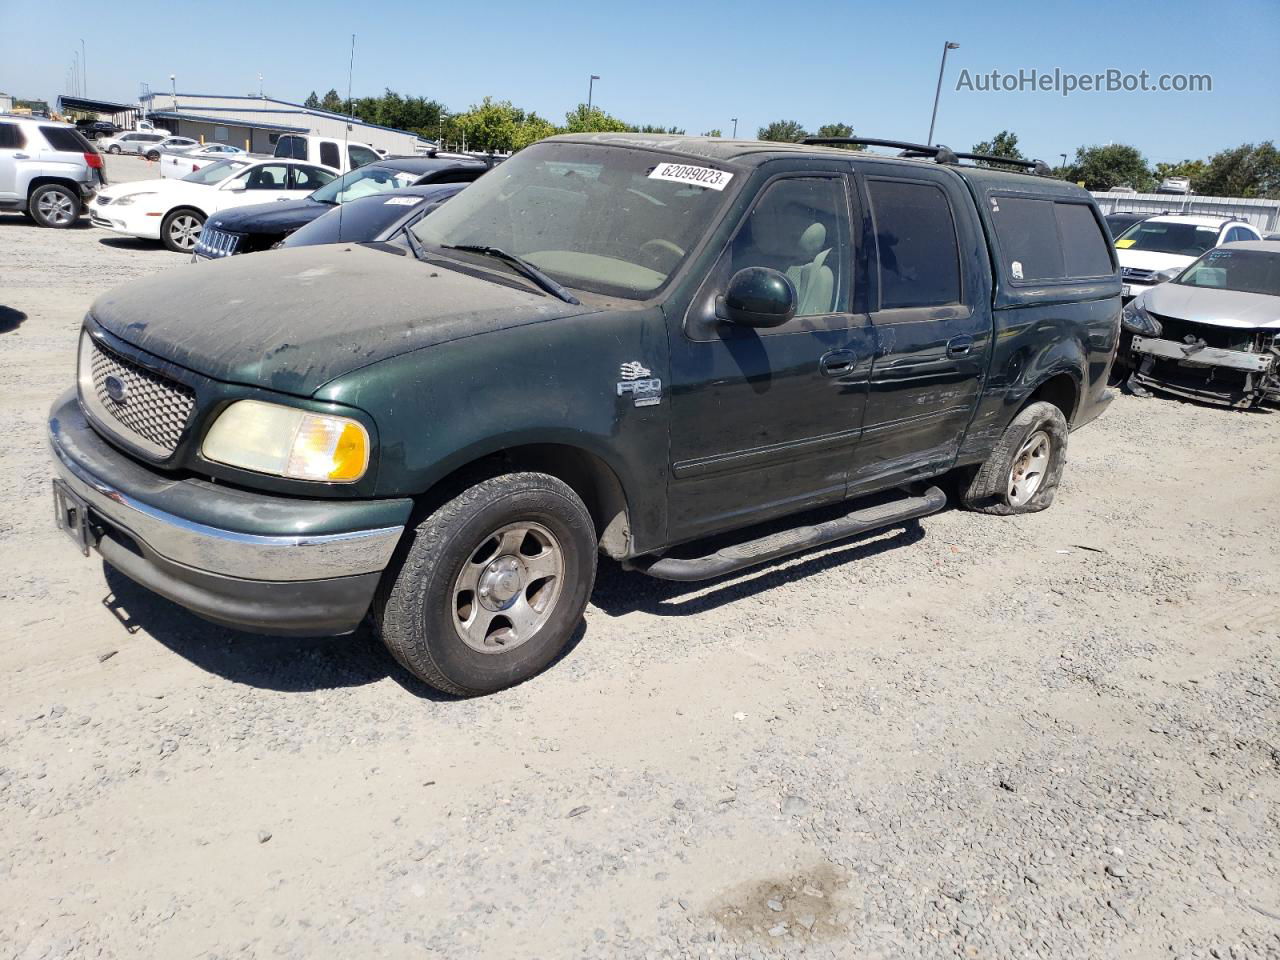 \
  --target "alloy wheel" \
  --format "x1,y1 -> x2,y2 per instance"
1008,430 -> 1051,507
